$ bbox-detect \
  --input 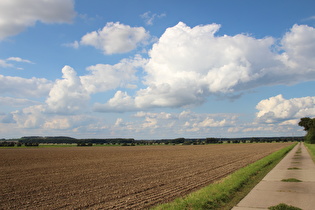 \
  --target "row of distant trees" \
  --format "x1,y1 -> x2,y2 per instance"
17,136 -> 136,144
0,136 -> 303,147
0,142 -> 39,147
